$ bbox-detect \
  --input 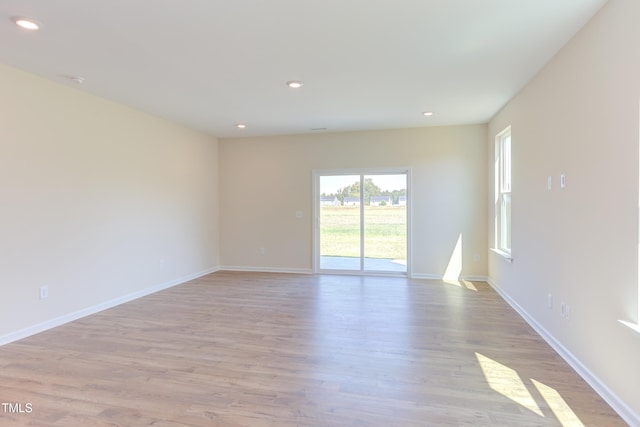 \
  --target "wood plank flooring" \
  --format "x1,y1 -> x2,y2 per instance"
0,272 -> 626,426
